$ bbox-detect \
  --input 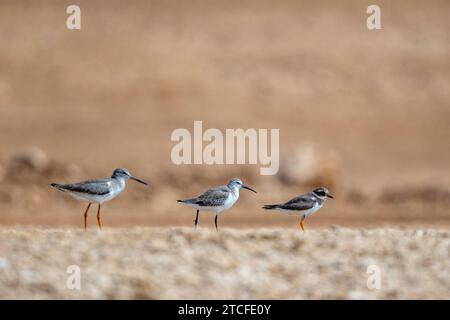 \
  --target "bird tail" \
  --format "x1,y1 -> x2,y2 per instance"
50,183 -> 65,192
177,199 -> 197,206
177,199 -> 191,204
262,204 -> 280,210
